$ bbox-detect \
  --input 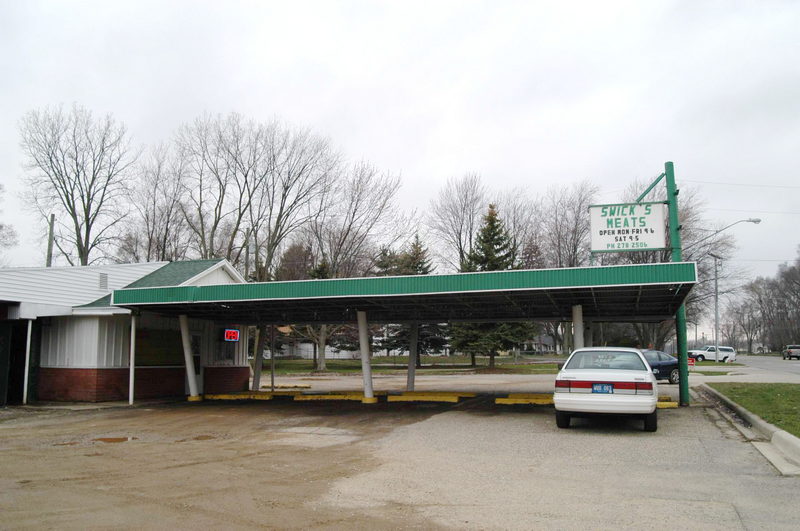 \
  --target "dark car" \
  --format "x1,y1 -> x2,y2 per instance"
642,349 -> 680,384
